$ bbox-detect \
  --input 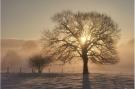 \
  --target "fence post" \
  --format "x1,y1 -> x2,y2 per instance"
6,66 -> 9,73
61,64 -> 63,73
19,67 -> 22,73
32,68 -> 34,73
48,64 -> 50,73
